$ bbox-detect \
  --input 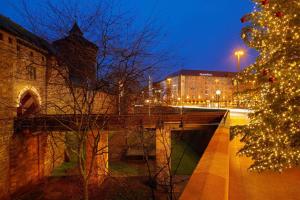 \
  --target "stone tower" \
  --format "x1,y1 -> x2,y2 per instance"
53,22 -> 98,85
